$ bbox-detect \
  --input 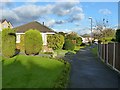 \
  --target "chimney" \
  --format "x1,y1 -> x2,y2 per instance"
43,22 -> 44,25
